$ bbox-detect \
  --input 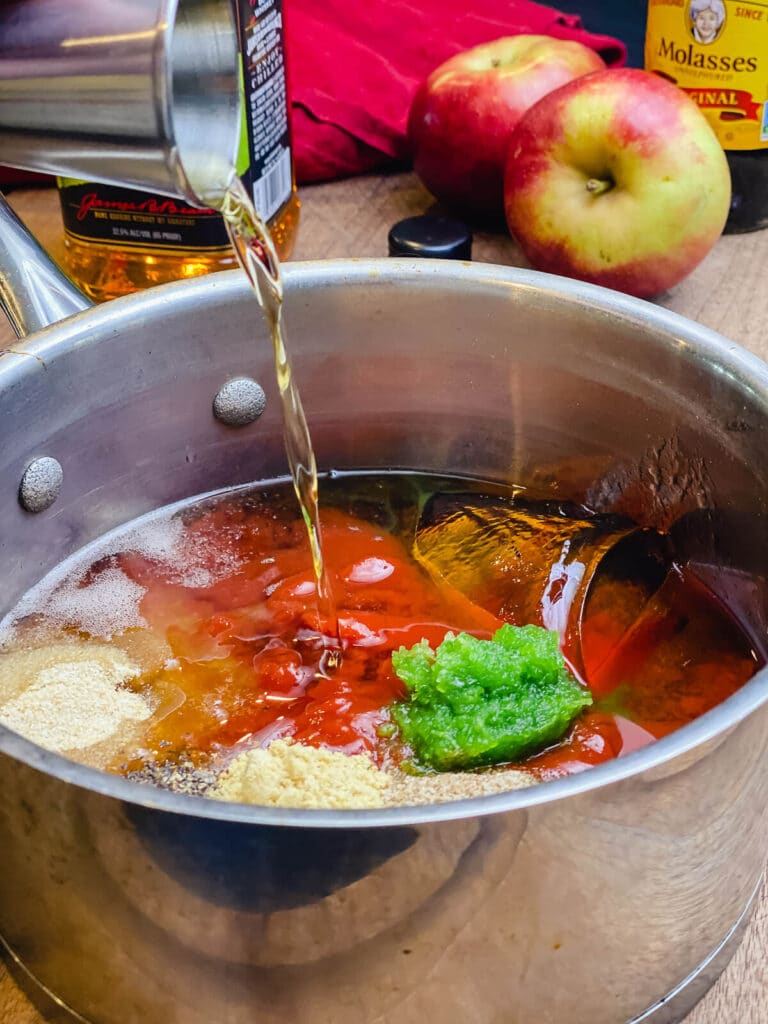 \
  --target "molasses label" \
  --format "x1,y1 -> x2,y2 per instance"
56,180 -> 230,250
645,0 -> 768,150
